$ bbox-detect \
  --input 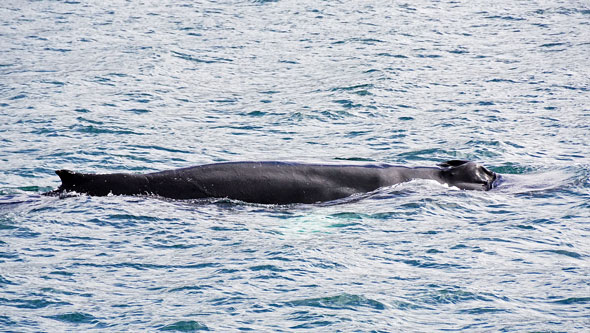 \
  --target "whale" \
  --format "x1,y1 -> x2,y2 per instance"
44,160 -> 500,204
